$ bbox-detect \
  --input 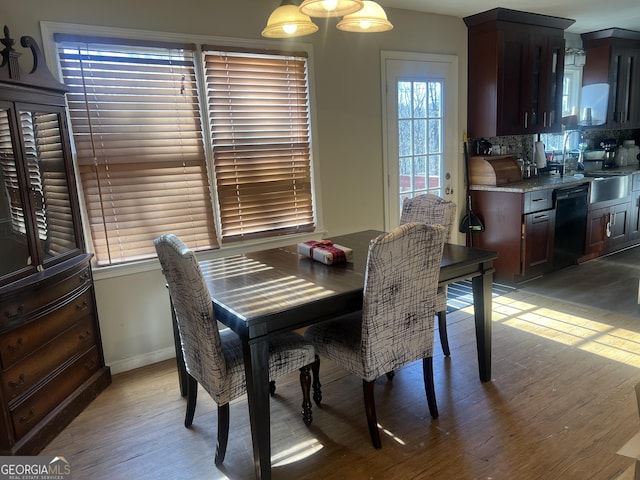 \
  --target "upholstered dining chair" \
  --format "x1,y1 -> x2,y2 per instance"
304,223 -> 446,449
154,234 -> 316,465
400,193 -> 457,356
